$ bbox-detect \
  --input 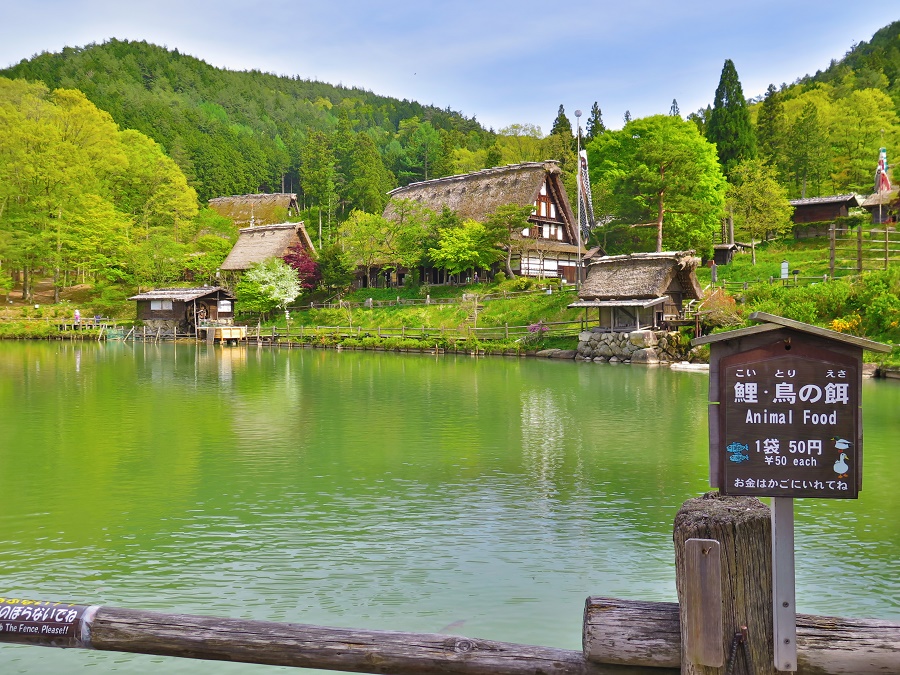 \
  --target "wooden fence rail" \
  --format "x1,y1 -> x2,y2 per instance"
246,319 -> 588,343
583,597 -> 900,674
0,603 -> 666,675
